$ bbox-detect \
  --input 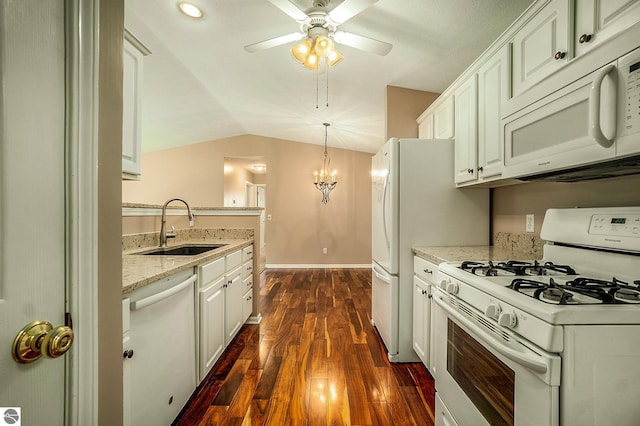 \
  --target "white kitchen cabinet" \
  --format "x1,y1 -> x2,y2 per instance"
413,276 -> 429,364
122,298 -> 132,426
477,46 -> 509,180
418,112 -> 434,139
454,75 -> 478,184
224,264 -> 243,344
413,256 -> 439,375
432,96 -> 455,139
122,30 -> 150,180
198,275 -> 225,382
575,0 -> 640,57
241,245 -> 254,323
511,0 -> 570,97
